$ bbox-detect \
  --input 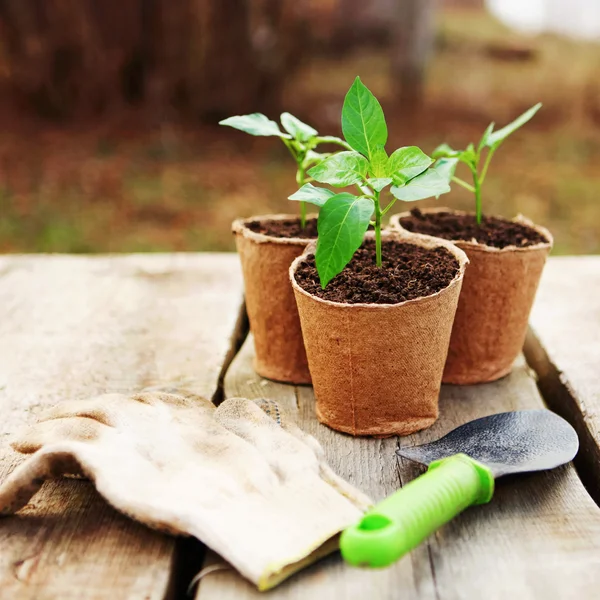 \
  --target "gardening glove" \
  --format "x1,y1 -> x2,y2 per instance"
0,391 -> 372,590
